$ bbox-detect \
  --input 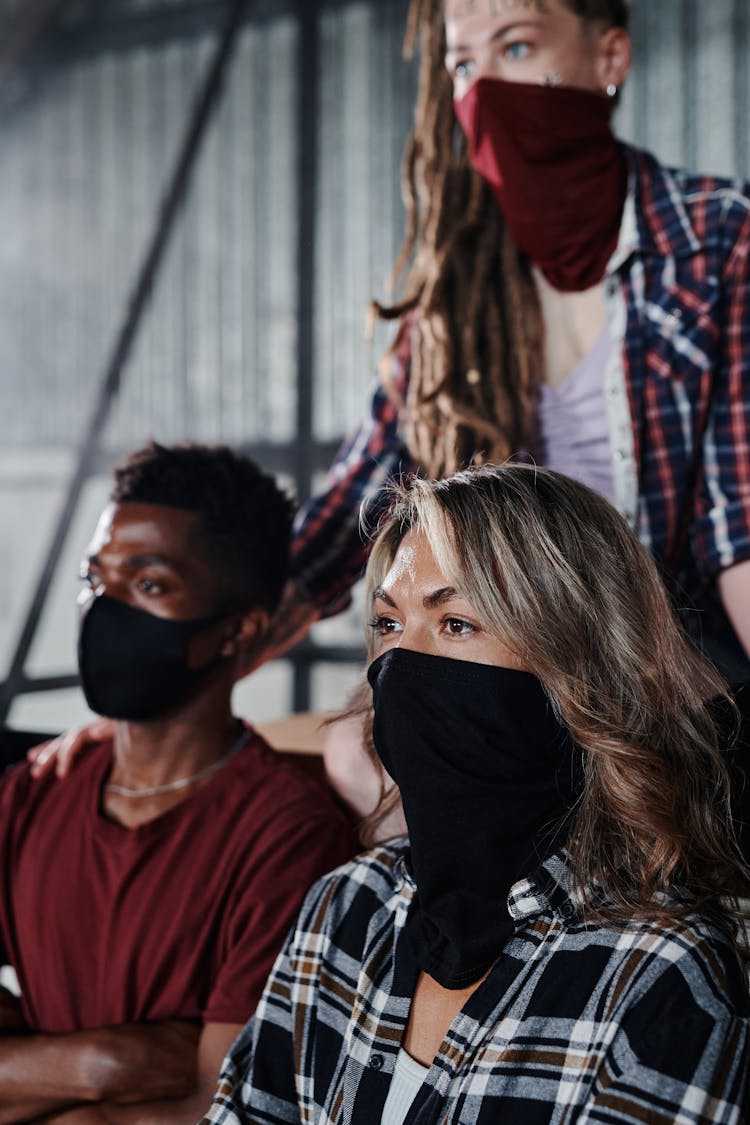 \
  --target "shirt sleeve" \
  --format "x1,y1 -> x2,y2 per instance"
0,767 -> 26,974
577,959 -> 749,1124
201,798 -> 355,1026
200,868 -> 345,1125
692,200 -> 750,577
200,938 -> 299,1124
289,334 -> 416,616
